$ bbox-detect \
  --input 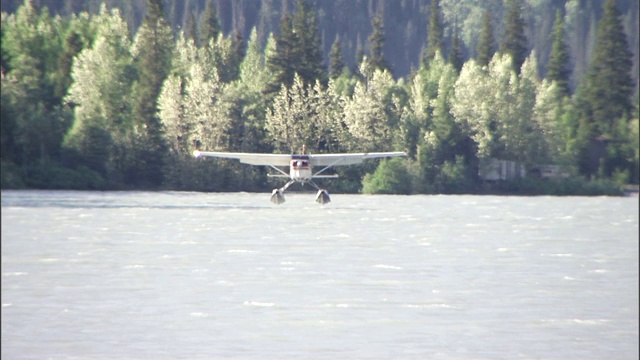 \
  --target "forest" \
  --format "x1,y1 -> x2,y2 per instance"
1,0 -> 638,195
